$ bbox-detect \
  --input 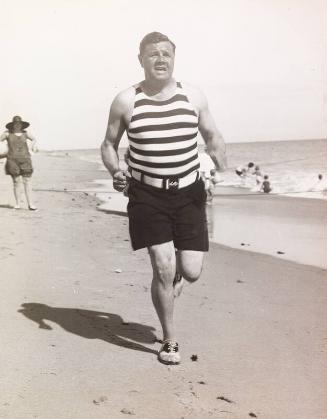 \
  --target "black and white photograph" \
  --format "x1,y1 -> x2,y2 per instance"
1,1 -> 326,418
